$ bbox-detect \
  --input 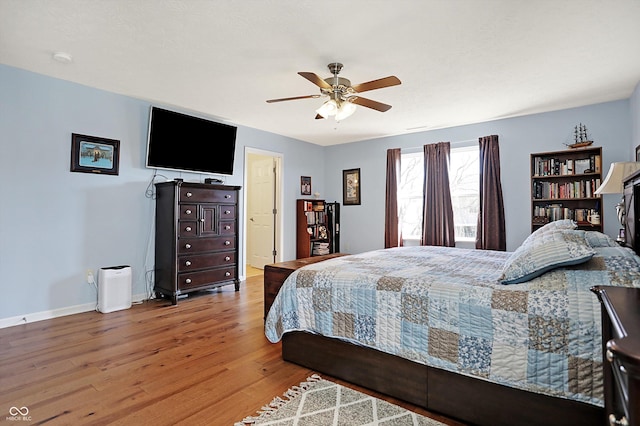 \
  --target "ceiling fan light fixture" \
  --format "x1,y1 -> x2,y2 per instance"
335,101 -> 356,121
316,99 -> 338,118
